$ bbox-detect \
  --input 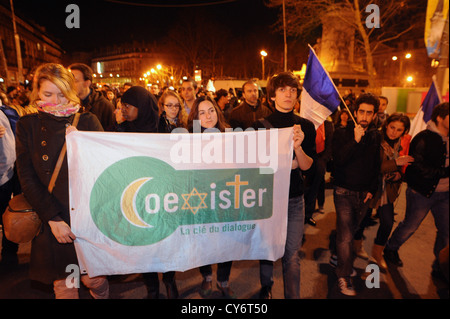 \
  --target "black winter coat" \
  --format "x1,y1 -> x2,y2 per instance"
81,89 -> 115,131
229,100 -> 272,130
405,129 -> 449,197
15,111 -> 103,284
331,122 -> 381,195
